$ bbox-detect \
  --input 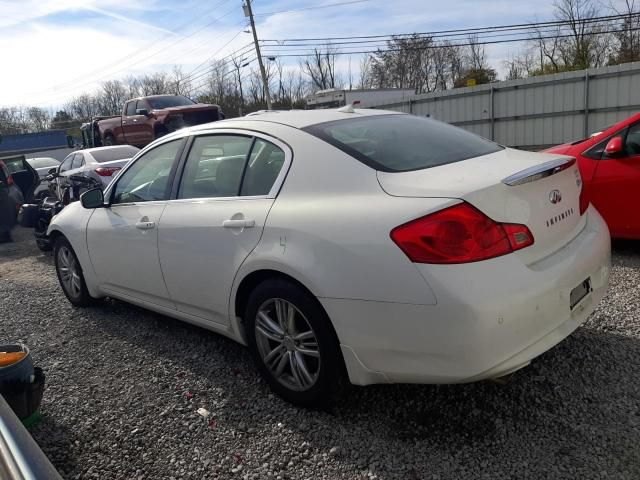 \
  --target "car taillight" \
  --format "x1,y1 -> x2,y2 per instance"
579,181 -> 589,215
390,202 -> 534,264
95,166 -> 121,176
